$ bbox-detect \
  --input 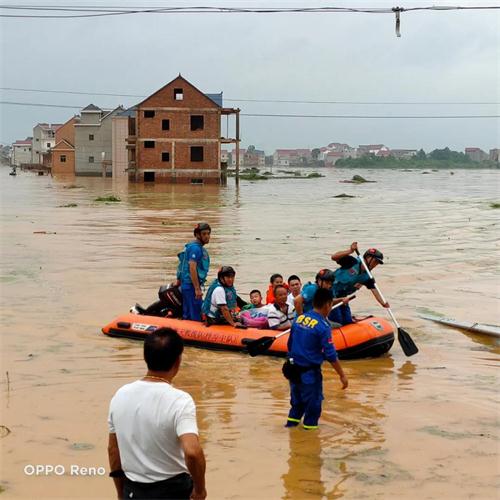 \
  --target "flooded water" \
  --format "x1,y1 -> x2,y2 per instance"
1,167 -> 499,499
